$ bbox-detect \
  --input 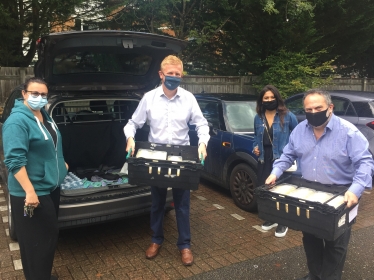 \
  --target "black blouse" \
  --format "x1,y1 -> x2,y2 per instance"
263,117 -> 273,147
43,119 -> 57,148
